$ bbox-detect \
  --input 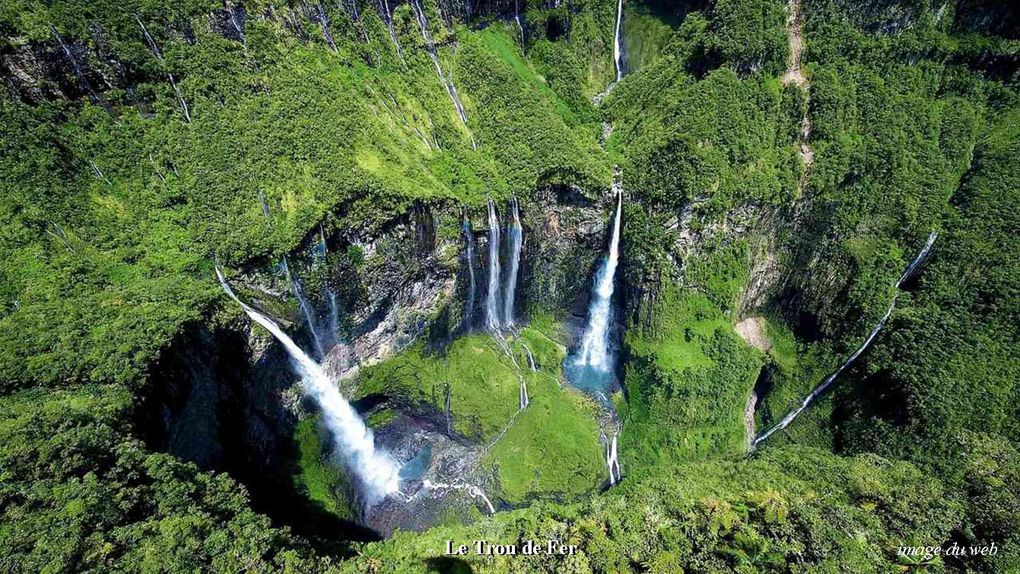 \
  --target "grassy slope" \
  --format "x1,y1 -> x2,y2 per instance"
356,316 -> 604,505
